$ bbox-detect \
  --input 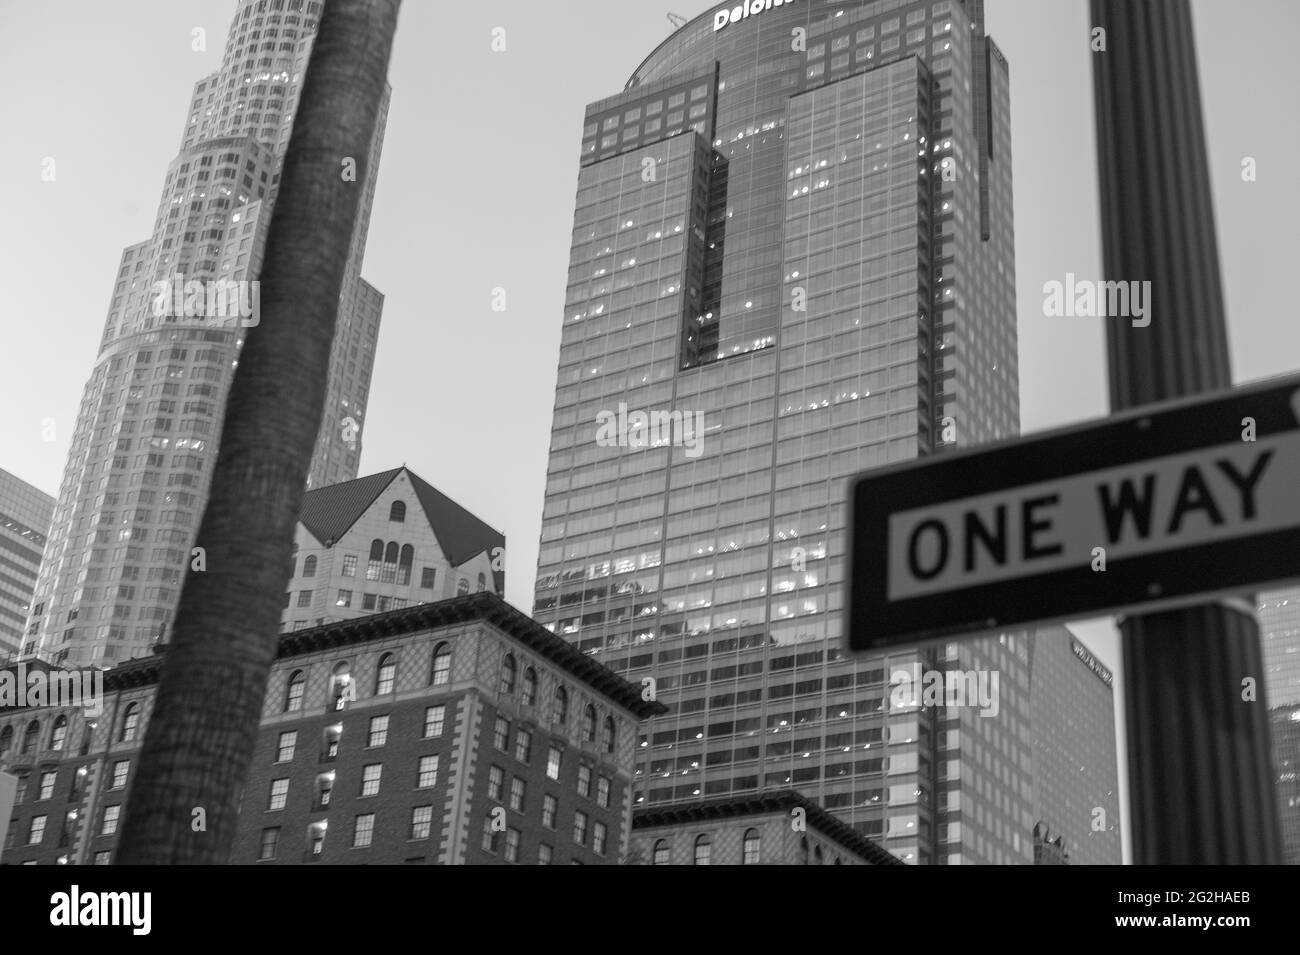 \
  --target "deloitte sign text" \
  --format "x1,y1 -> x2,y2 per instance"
714,0 -> 797,32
